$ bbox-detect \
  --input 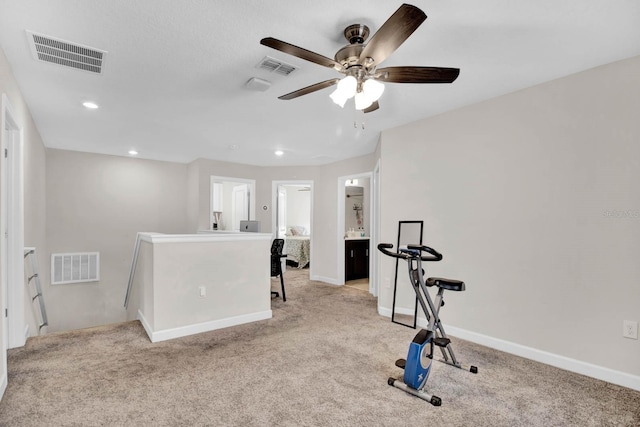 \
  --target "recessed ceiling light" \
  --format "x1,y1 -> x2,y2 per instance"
128,150 -> 138,155
275,150 -> 284,156
82,101 -> 99,109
